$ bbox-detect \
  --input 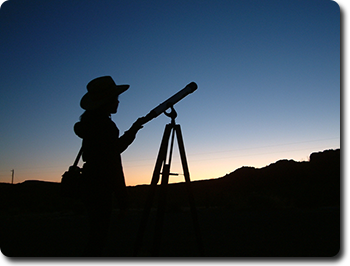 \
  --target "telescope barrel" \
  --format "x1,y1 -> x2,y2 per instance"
143,82 -> 197,124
